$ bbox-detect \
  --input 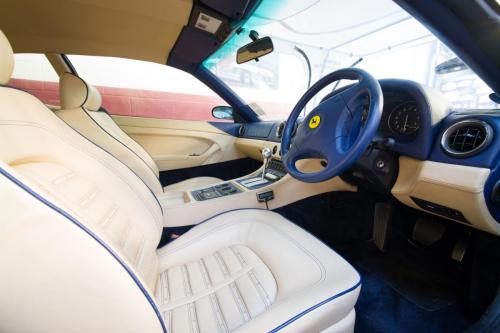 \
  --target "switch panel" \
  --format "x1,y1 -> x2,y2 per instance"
192,182 -> 242,201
